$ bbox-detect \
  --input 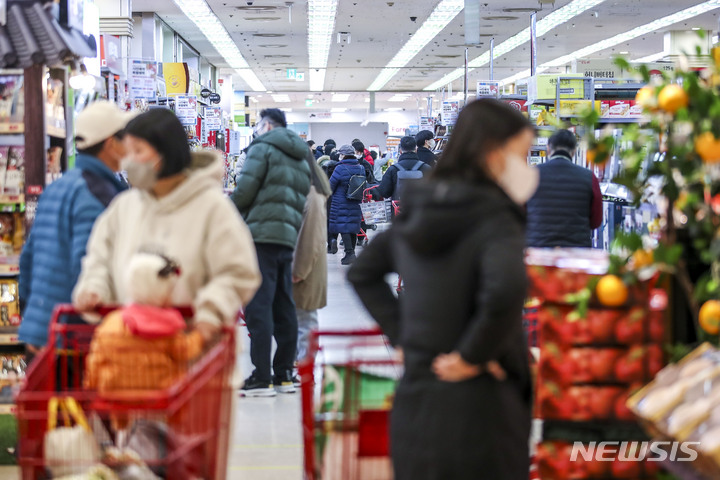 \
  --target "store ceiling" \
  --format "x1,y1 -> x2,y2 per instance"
134,0 -> 720,112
